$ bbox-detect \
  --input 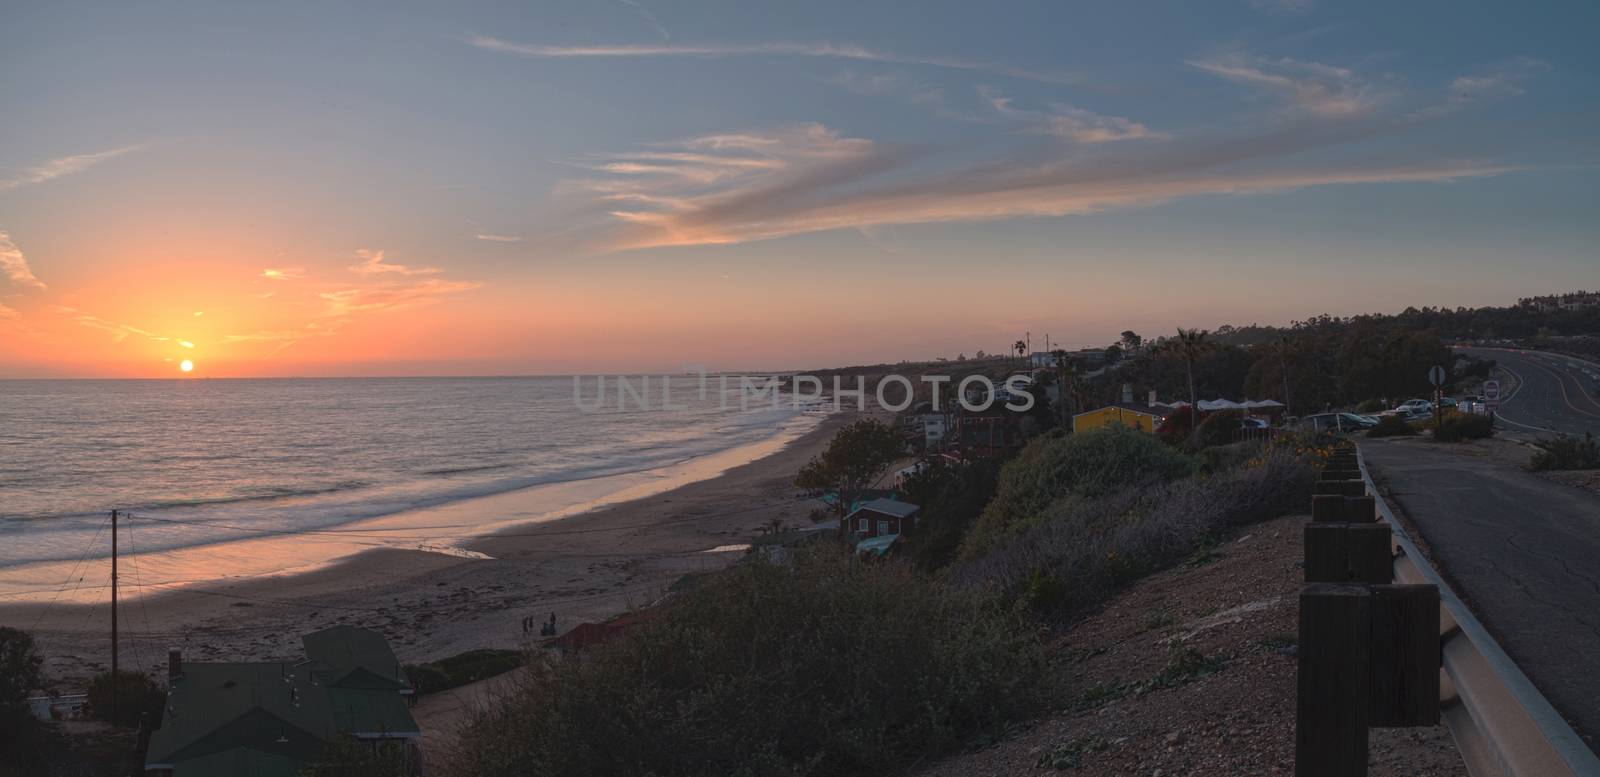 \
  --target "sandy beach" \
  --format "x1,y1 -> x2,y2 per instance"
1,412 -> 851,688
